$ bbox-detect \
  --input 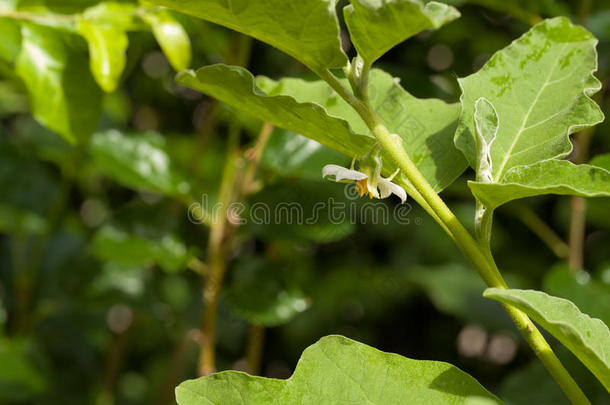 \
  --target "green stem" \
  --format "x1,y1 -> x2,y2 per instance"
318,68 -> 590,405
